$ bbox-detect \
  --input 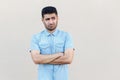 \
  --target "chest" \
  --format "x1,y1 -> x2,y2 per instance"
38,36 -> 66,54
